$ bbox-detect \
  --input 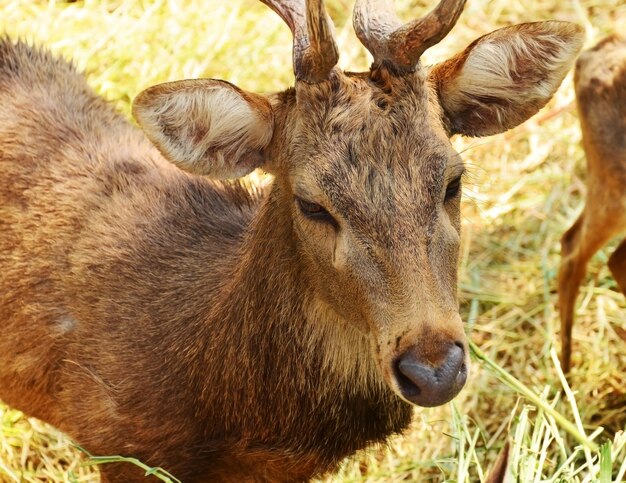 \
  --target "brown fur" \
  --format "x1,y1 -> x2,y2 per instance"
558,34 -> 626,372
0,11 -> 582,483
